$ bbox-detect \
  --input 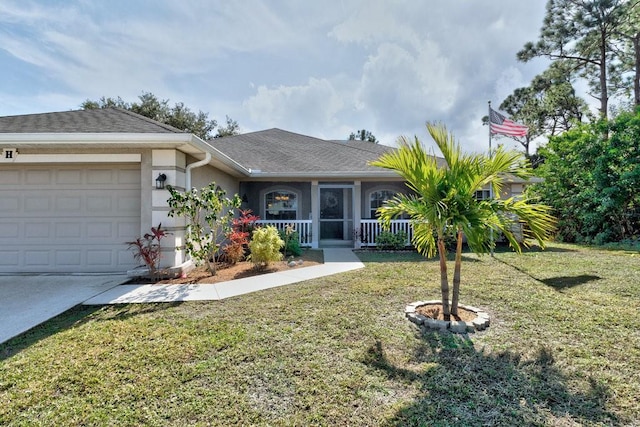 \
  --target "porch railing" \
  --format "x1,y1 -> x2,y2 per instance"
359,219 -> 413,247
255,220 -> 313,247
254,219 -> 415,248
